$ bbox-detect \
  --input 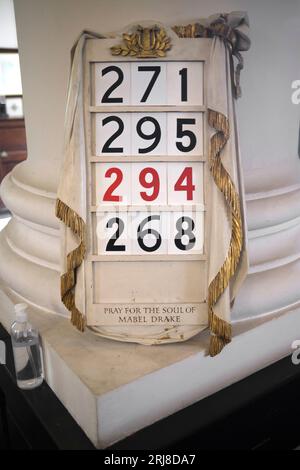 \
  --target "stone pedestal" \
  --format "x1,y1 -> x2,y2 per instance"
1,156 -> 300,328
1,284 -> 300,448
1,155 -> 300,448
